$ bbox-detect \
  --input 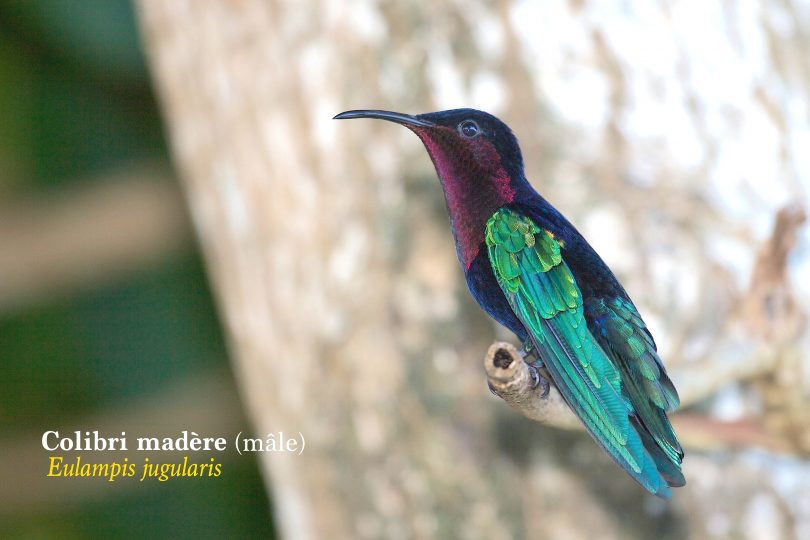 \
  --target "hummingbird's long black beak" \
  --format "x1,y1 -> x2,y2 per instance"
333,110 -> 435,128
